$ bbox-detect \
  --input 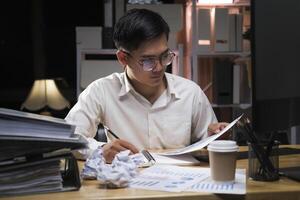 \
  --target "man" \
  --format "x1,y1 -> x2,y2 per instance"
66,9 -> 228,163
